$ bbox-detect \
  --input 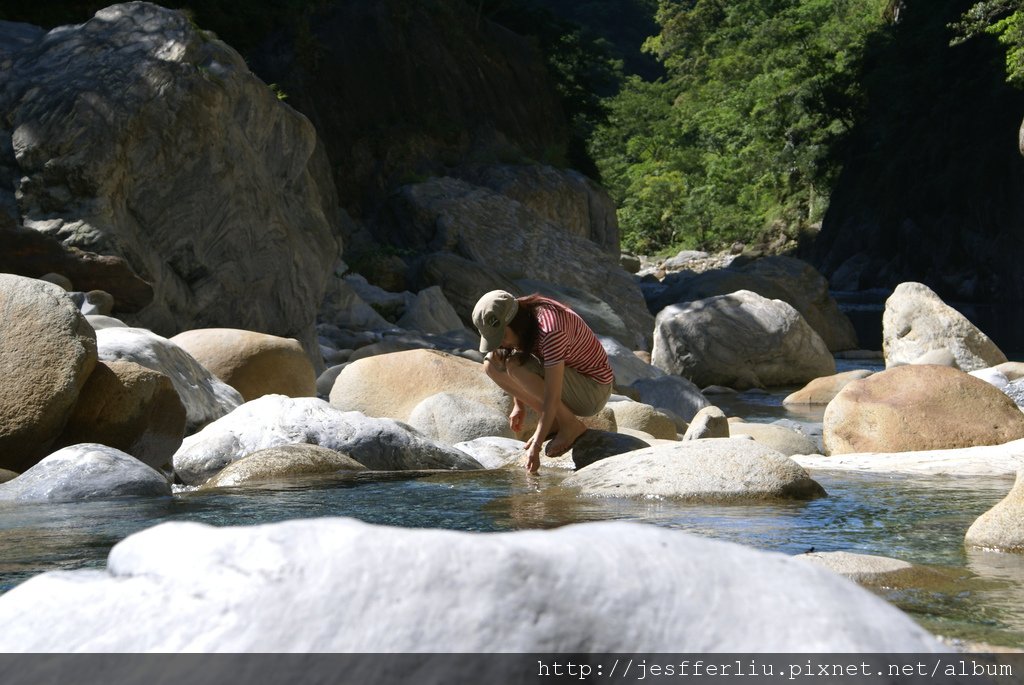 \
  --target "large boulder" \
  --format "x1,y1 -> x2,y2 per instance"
393,177 -> 652,349
965,471 -> 1024,552
0,274 -> 97,471
172,395 -> 482,485
329,349 -> 510,421
0,518 -> 941,652
0,444 -> 170,502
170,329 -> 316,402
648,256 -> 858,352
823,364 -> 1024,455
652,290 -> 835,390
0,3 -> 340,358
96,328 -> 243,434
559,439 -> 826,500
56,360 -> 186,471
882,282 -> 1007,371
